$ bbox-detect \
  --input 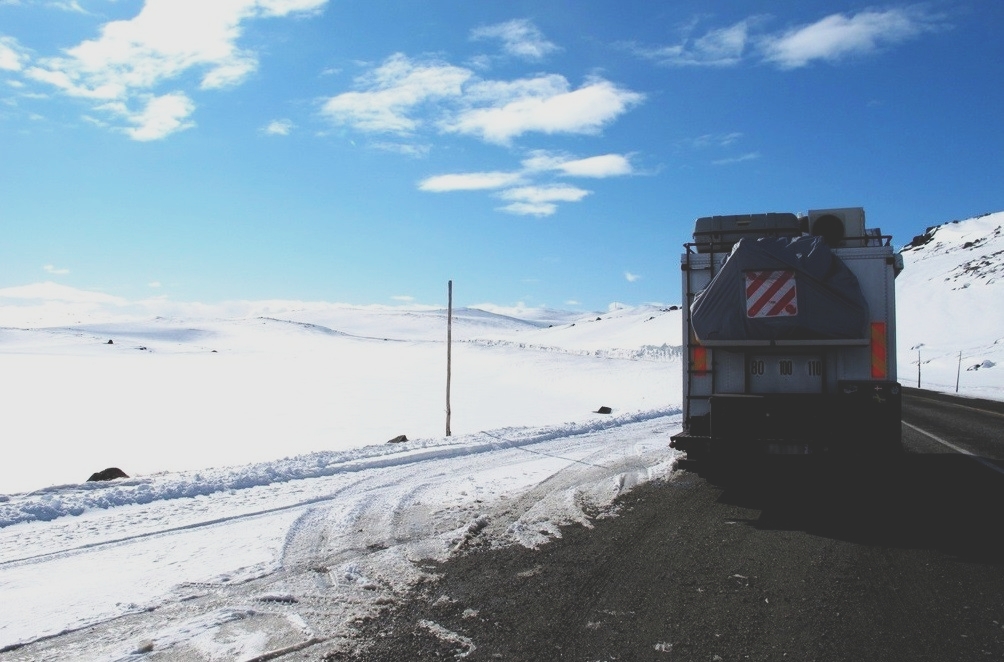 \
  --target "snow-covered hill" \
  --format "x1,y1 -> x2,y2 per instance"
896,211 -> 1004,398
